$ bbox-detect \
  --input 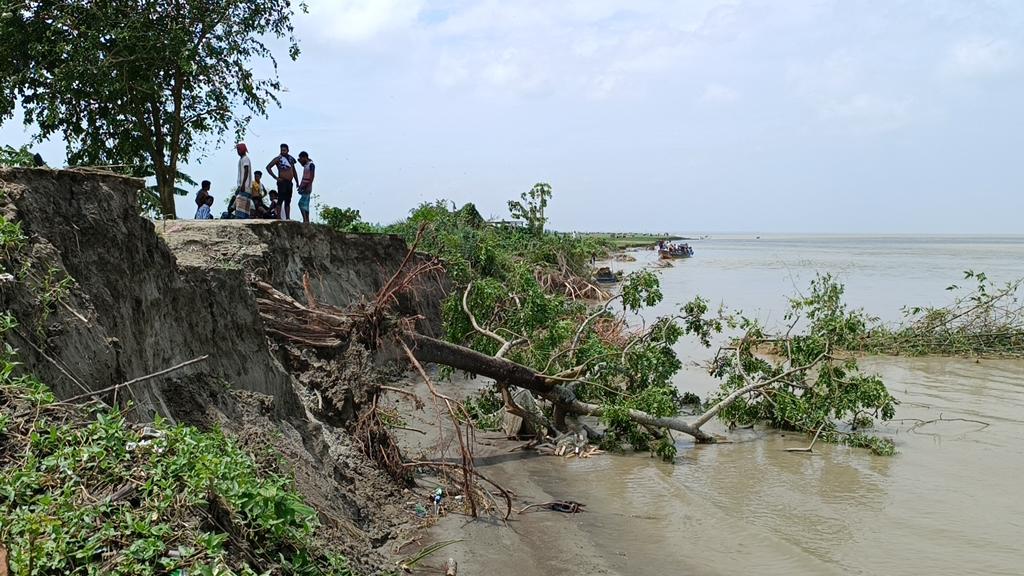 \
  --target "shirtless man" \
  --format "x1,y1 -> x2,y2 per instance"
266,143 -> 300,220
